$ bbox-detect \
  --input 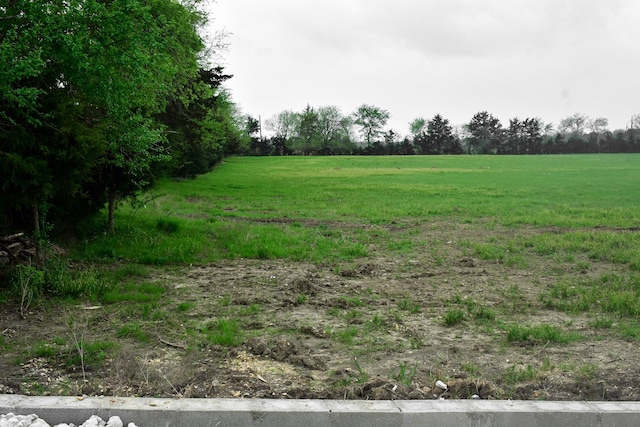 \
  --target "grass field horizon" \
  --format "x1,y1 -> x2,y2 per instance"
80,154 -> 640,266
